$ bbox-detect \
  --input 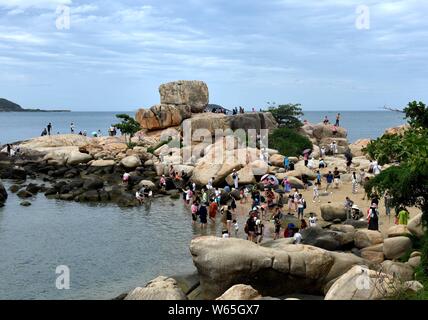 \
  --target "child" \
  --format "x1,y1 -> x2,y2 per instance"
313,183 -> 320,203
233,219 -> 239,237
222,229 -> 230,238
309,212 -> 317,227
191,201 -> 199,225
